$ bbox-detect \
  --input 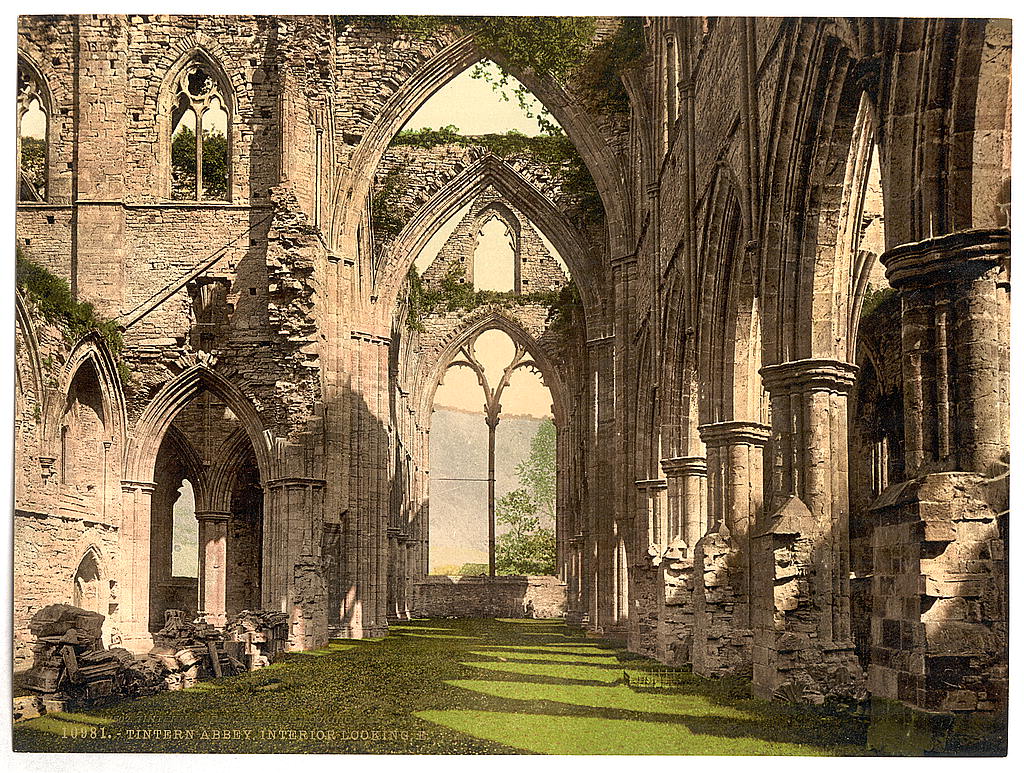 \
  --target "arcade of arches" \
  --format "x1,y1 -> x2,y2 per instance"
14,14 -> 1009,740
